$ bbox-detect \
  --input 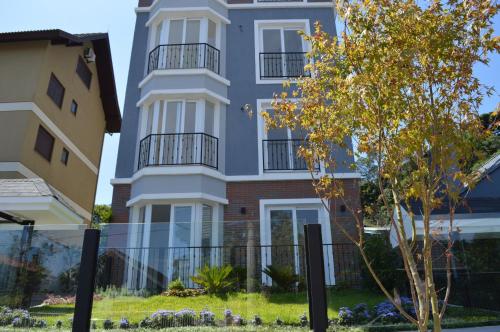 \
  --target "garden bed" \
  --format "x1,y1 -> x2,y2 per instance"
1,290 -> 498,331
